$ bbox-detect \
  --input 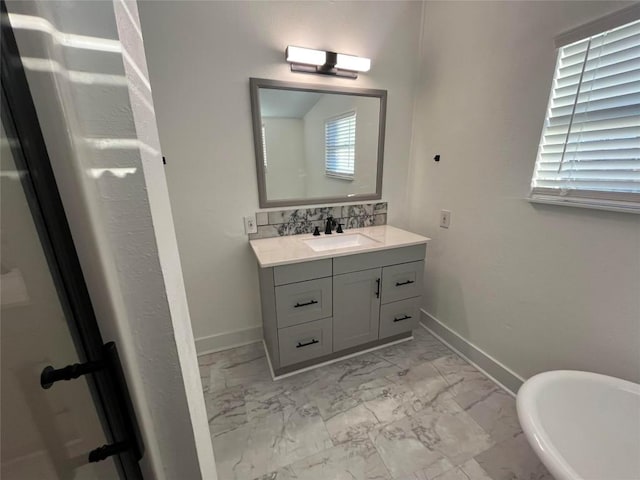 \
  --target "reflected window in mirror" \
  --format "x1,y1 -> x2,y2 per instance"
250,78 -> 387,208
325,111 -> 356,180
261,122 -> 268,169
